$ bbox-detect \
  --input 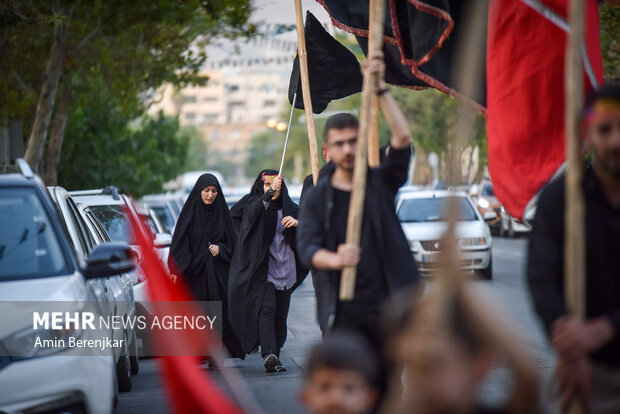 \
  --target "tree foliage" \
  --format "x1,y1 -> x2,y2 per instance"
182,125 -> 209,172
600,3 -> 620,83
246,85 -> 485,184
1,0 -> 254,191
58,85 -> 189,197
